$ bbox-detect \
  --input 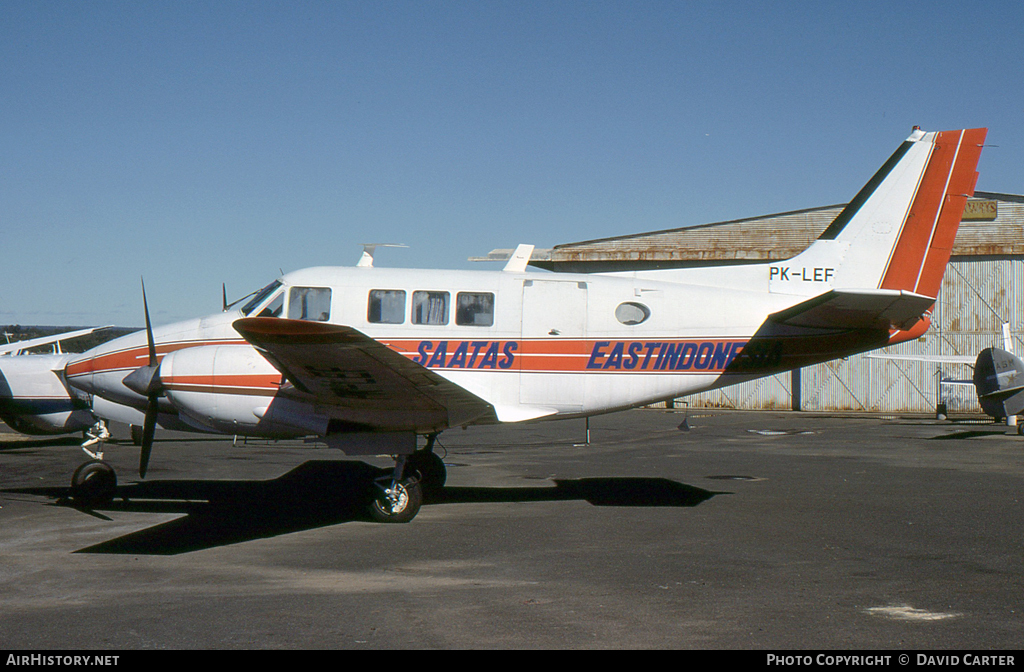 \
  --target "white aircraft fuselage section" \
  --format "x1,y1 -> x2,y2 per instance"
60,263 -> 865,437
